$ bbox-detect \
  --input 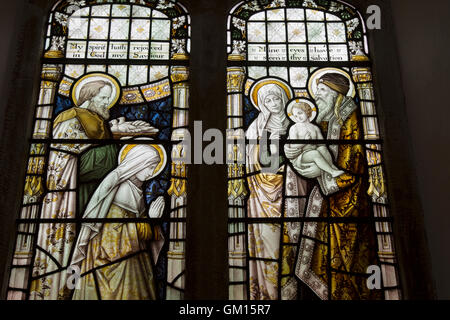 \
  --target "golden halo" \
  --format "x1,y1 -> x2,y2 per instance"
249,78 -> 294,111
119,143 -> 167,178
71,73 -> 121,109
286,98 -> 318,122
308,68 -> 356,100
